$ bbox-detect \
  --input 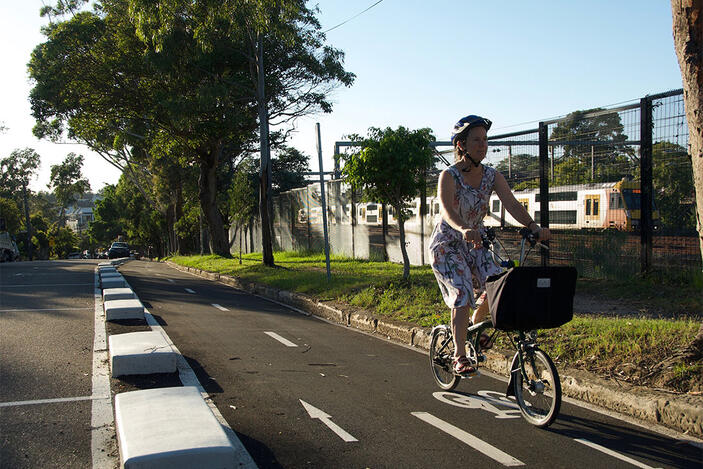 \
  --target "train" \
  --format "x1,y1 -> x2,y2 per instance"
293,178 -> 656,231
